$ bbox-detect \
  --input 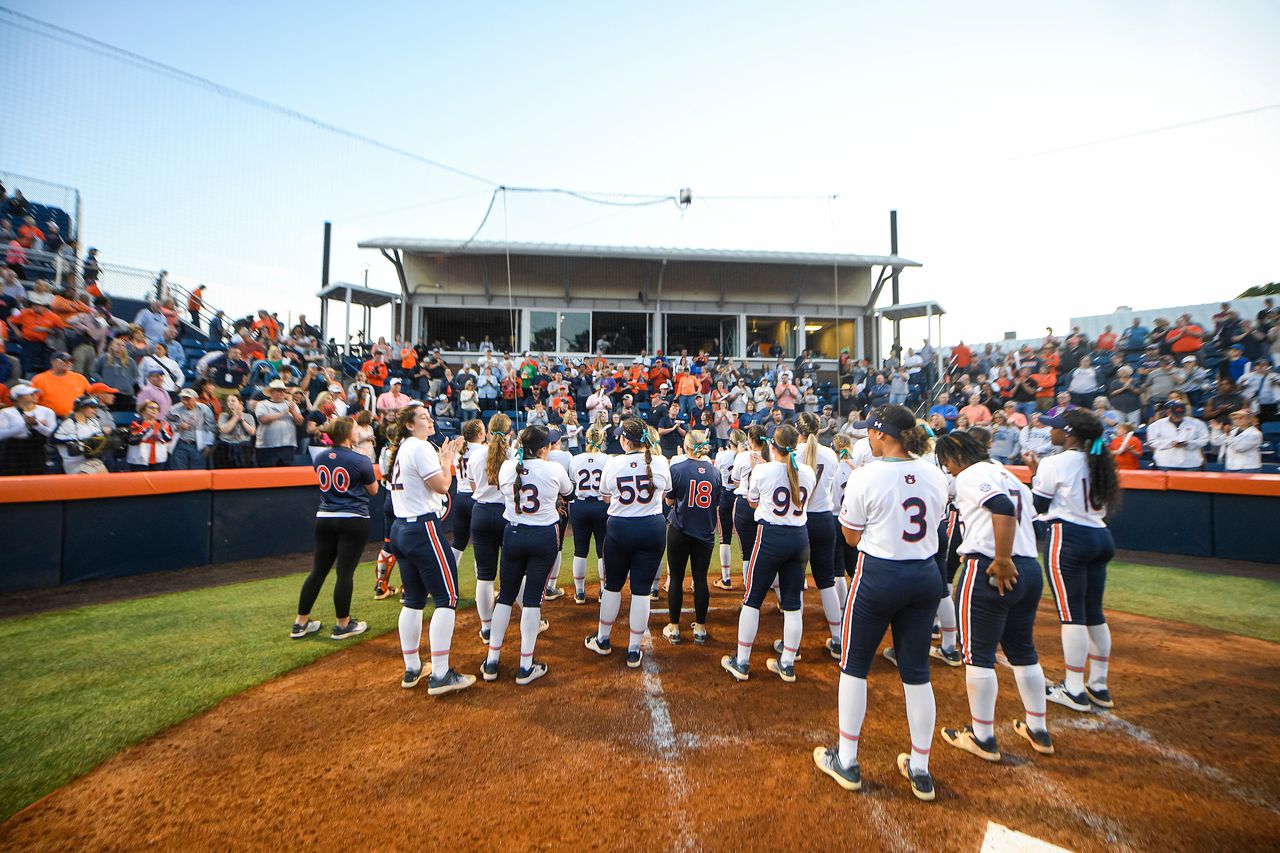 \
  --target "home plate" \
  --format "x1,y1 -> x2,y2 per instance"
980,821 -> 1072,852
